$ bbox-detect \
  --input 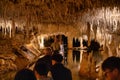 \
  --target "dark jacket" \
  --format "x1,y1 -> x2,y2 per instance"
51,63 -> 72,80
36,55 -> 52,70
